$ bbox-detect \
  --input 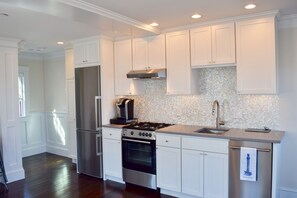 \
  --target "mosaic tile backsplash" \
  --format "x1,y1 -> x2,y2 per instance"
129,67 -> 280,129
